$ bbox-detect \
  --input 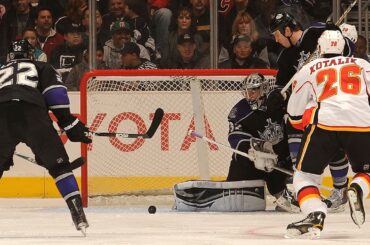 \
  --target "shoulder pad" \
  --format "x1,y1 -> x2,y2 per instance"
228,99 -> 252,122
